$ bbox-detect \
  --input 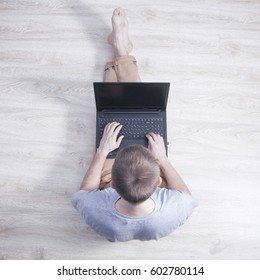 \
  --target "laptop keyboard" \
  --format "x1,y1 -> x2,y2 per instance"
99,117 -> 164,139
